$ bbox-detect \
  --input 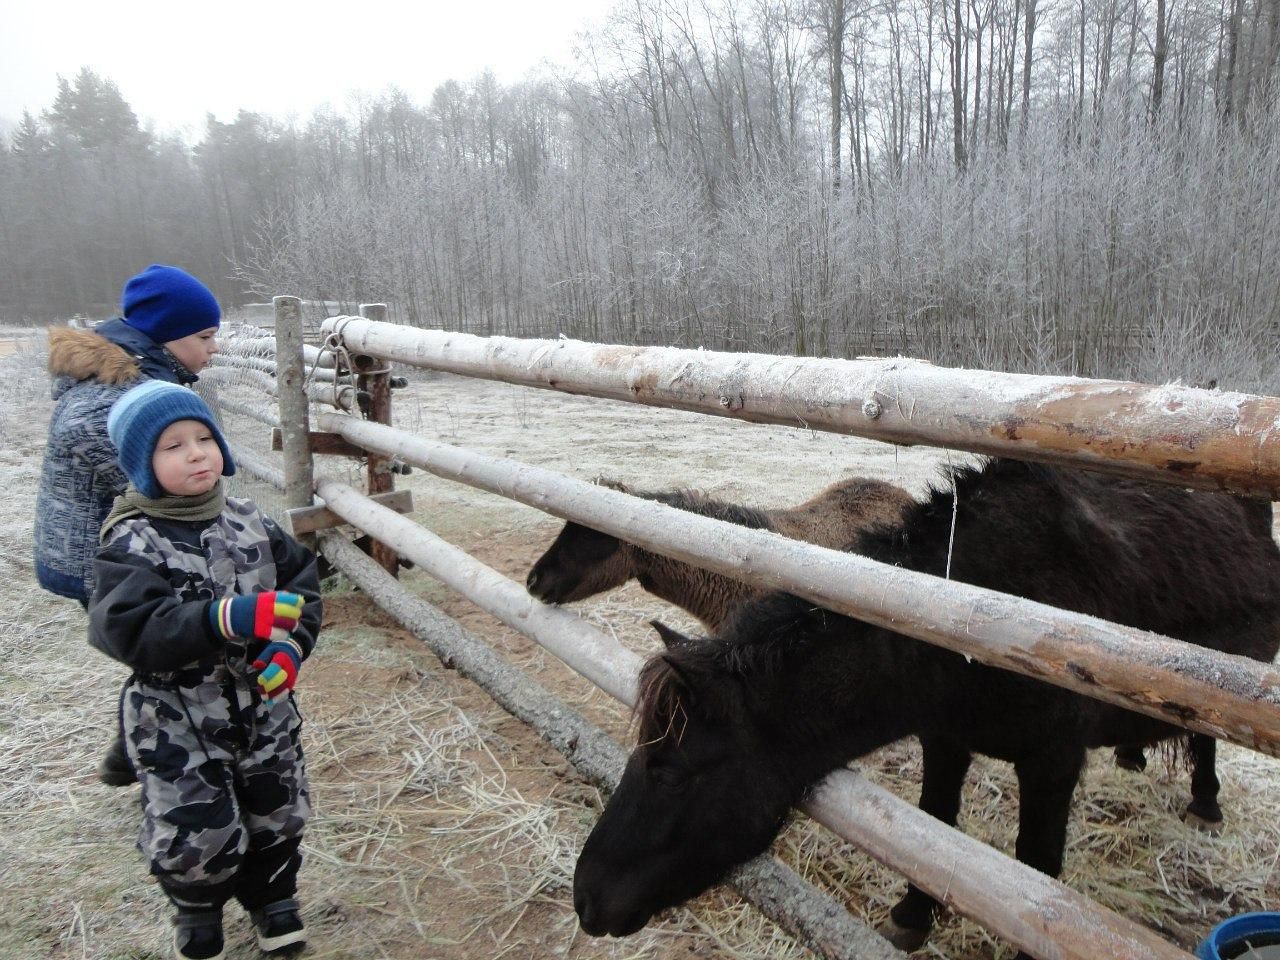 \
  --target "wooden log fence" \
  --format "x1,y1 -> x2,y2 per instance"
314,412 -> 1280,758
218,395 -> 280,430
204,364 -> 357,413
243,312 -> 1279,959
228,442 -> 285,491
220,335 -> 335,368
213,352 -> 348,383
310,479 -> 1197,960
321,316 -> 1280,498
